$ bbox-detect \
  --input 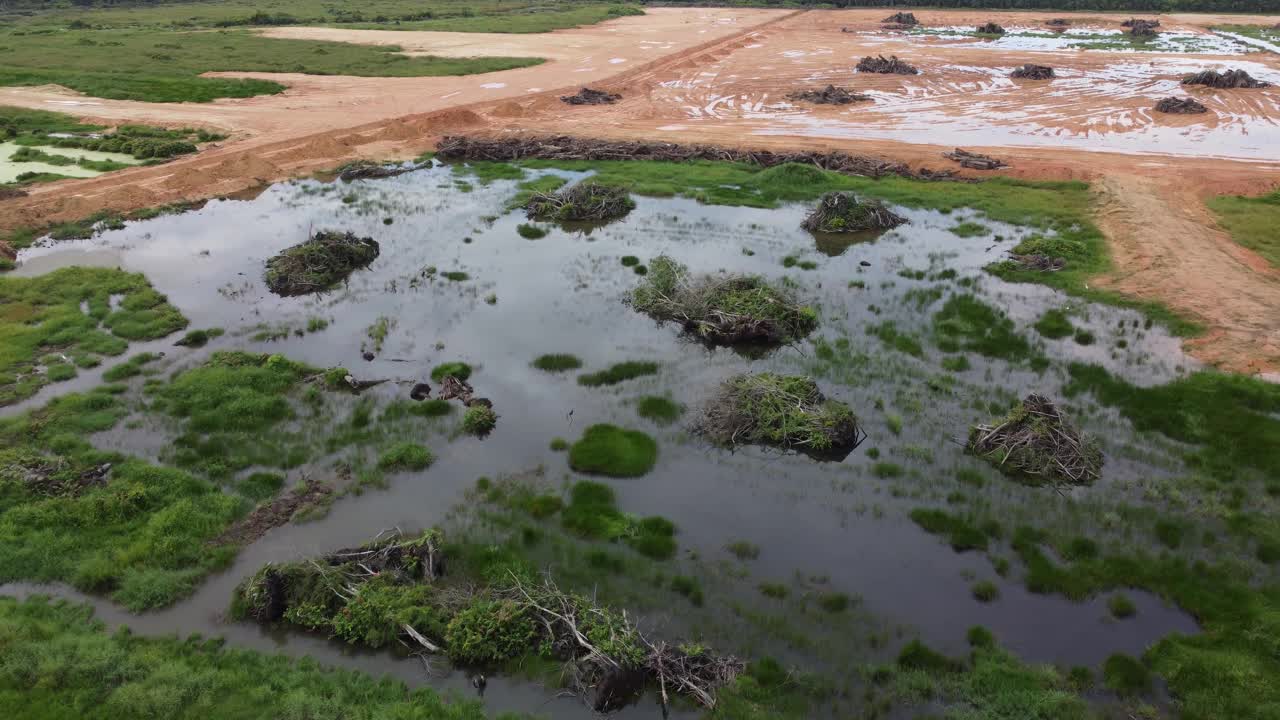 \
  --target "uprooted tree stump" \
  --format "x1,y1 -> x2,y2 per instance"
628,255 -> 818,345
1182,69 -> 1270,89
882,12 -> 918,26
698,373 -> 865,457
526,181 -> 635,222
976,22 -> 1006,35
965,394 -> 1103,486
264,230 -> 379,297
1011,64 -> 1055,80
561,87 -> 622,105
1155,97 -> 1208,114
943,148 -> 1007,170
786,85 -> 871,105
857,55 -> 919,75
802,191 -> 906,233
